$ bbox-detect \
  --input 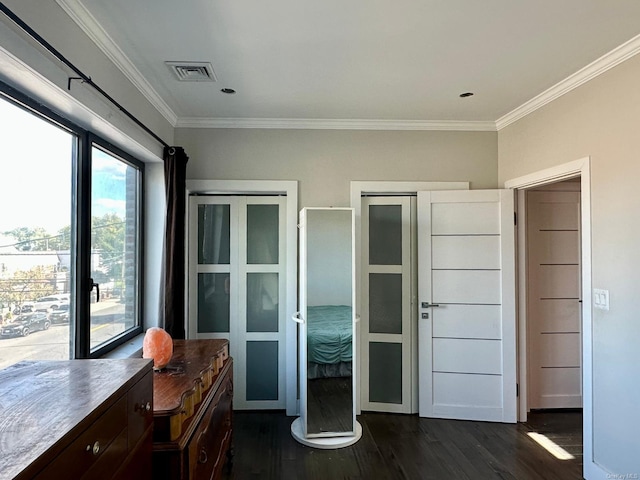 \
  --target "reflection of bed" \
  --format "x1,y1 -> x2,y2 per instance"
307,305 -> 352,379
